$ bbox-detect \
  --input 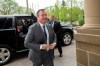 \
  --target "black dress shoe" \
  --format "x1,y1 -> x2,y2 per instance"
60,54 -> 62,57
